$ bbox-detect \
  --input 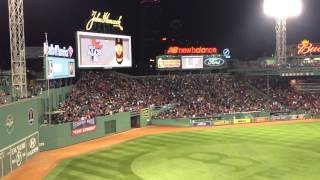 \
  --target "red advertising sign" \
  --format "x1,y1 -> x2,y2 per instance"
71,118 -> 97,136
72,125 -> 96,136
167,46 -> 218,55
252,117 -> 270,123
297,40 -> 320,55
